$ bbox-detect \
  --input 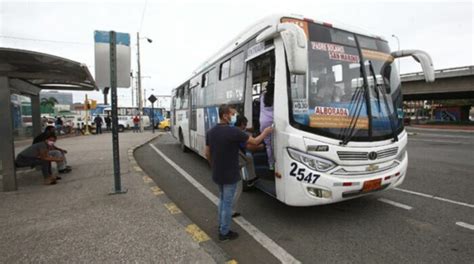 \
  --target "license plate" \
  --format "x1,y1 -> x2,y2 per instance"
362,178 -> 382,192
